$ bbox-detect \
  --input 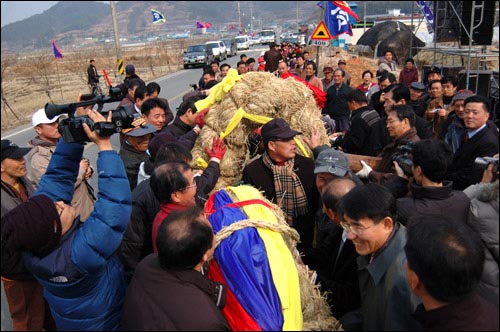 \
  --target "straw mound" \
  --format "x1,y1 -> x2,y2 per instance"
191,71 -> 330,191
